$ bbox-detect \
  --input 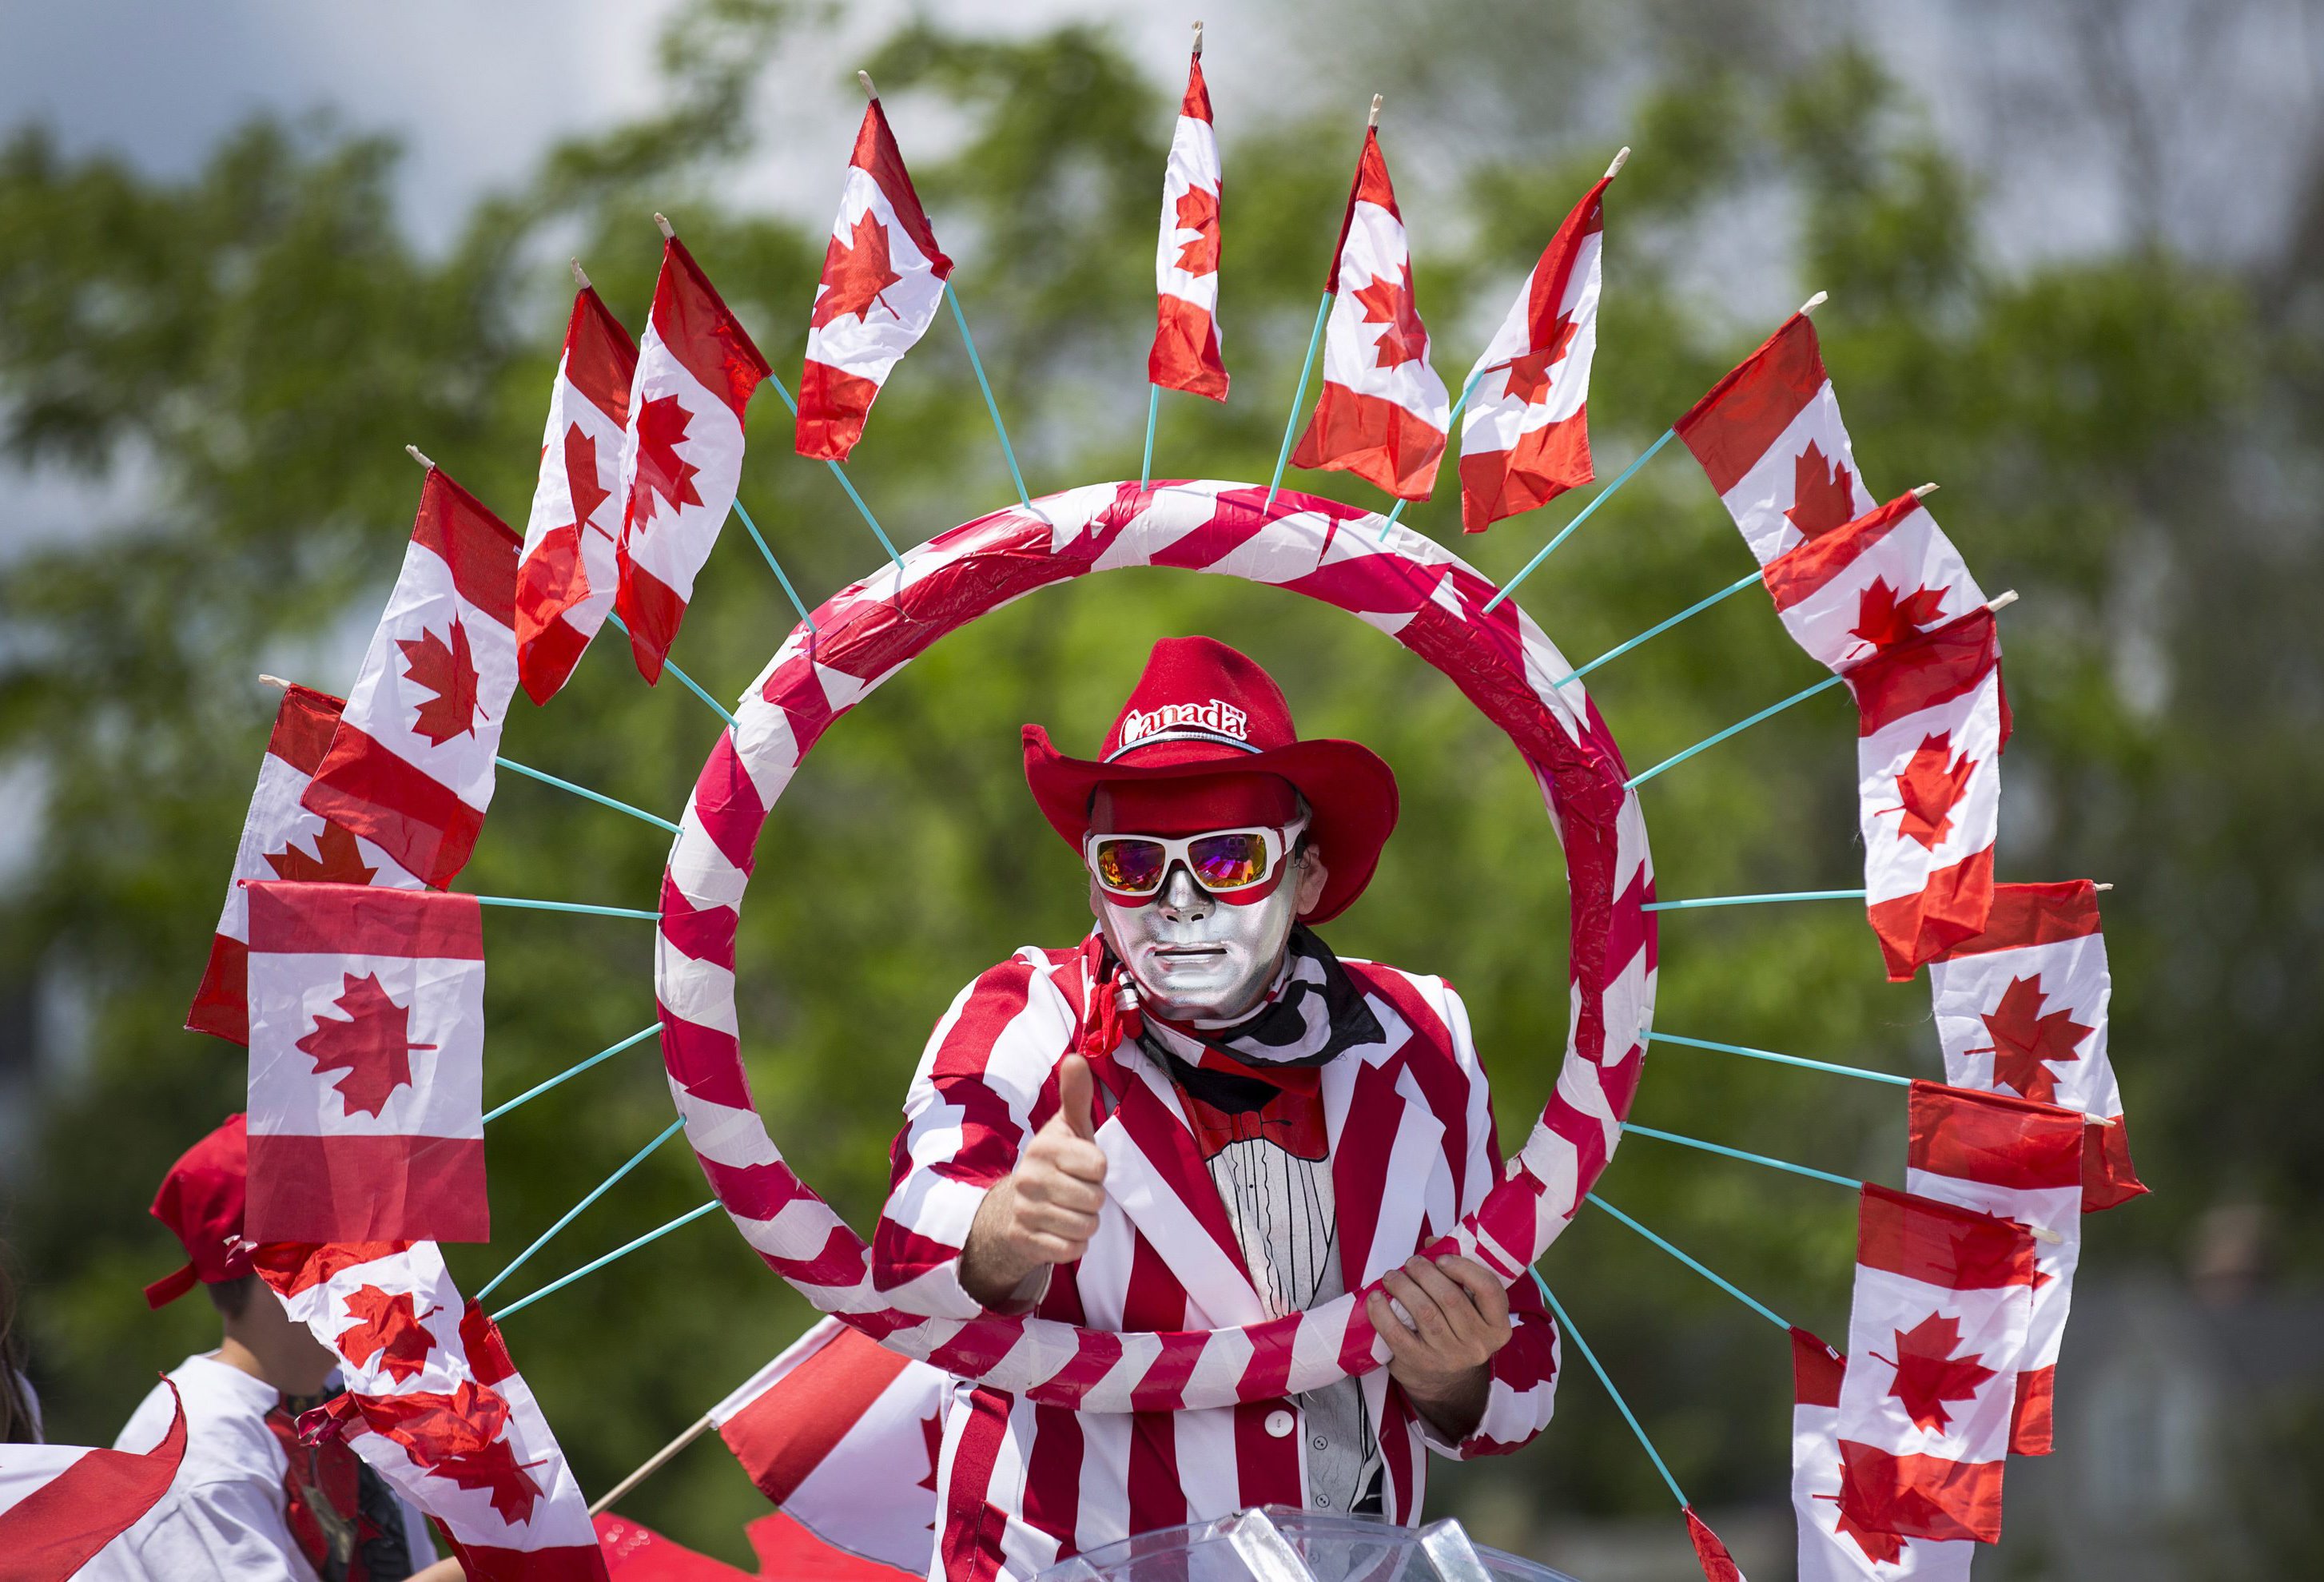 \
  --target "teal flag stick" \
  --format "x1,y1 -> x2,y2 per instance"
1645,1031 -> 1910,1088
1377,362 -> 1491,543
945,280 -> 1040,515
1530,1274 -> 1690,1510
1481,427 -> 1675,614
1644,888 -> 1864,912
470,896 -> 660,921
730,499 -> 819,627
476,1117 -> 686,1302
604,613 -> 738,729
1140,384 -> 1160,491
1266,290 -> 1334,511
491,1198 -> 722,1322
1549,570 -> 1763,691
760,369 -> 905,572
1623,1123 -> 1863,1190
1625,673 -> 1845,789
1586,1194 -> 1791,1331
495,757 -> 680,834
484,1024 -> 661,1123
